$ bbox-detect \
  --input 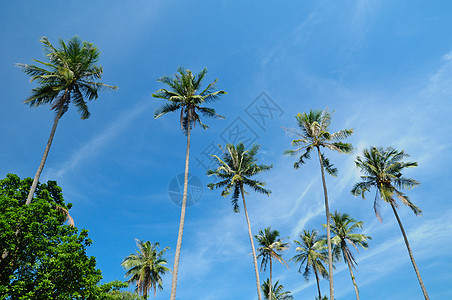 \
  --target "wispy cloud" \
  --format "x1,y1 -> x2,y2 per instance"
45,100 -> 152,179
424,50 -> 452,98
261,11 -> 317,69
